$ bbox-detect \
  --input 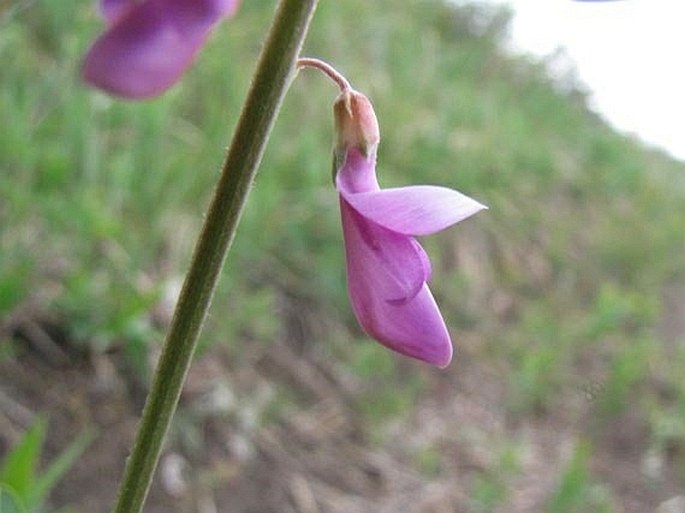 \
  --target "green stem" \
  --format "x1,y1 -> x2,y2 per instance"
112,1 -> 319,511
